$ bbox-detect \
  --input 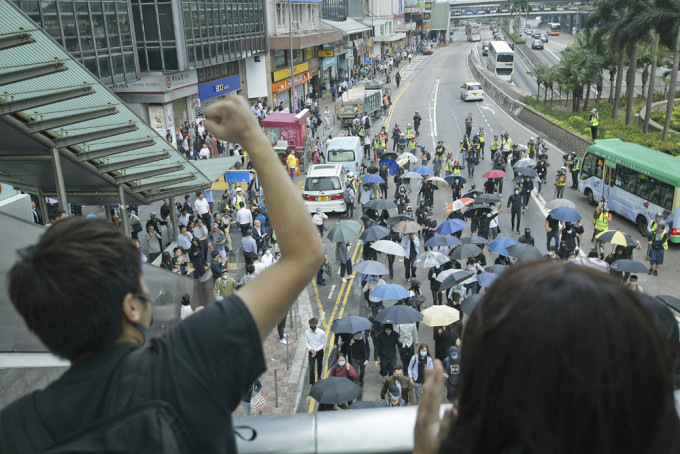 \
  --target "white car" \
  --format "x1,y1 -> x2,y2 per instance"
460,82 -> 484,101
302,164 -> 347,214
